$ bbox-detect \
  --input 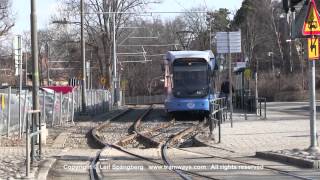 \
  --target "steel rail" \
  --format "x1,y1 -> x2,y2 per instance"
89,108 -> 132,180
116,105 -> 153,146
90,106 -> 218,180
90,106 -> 153,179
131,105 -> 177,148
160,118 -> 220,180
175,148 -> 313,180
